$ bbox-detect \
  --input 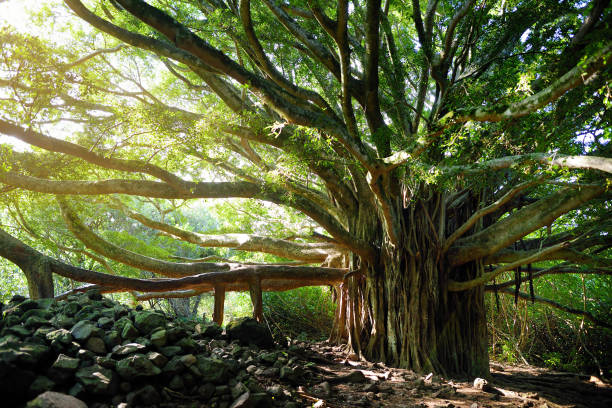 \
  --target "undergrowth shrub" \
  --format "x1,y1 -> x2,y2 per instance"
487,293 -> 612,377
262,286 -> 335,342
